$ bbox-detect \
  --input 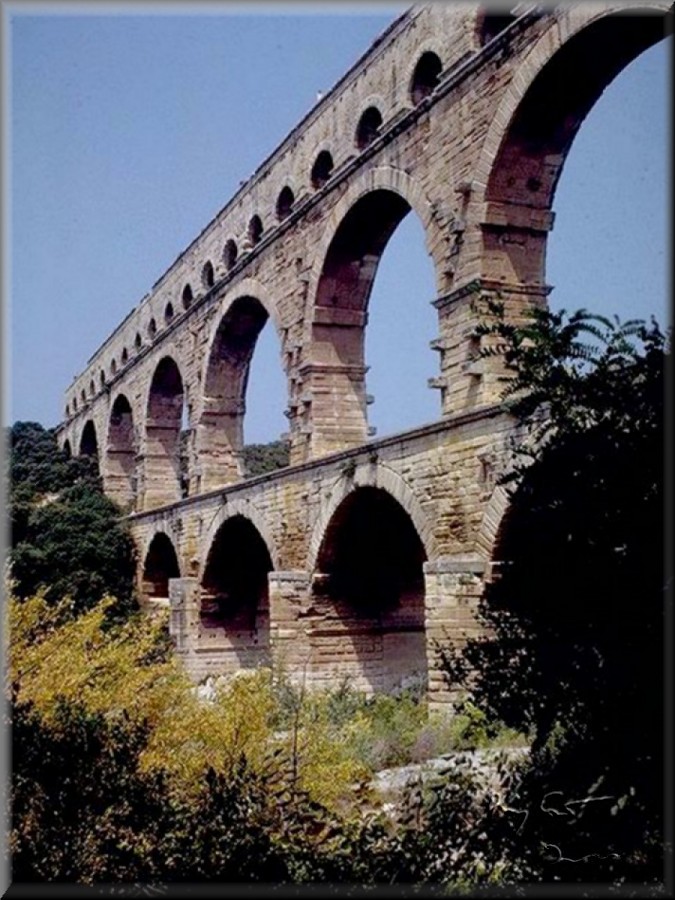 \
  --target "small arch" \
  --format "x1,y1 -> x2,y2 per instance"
311,150 -> 334,189
73,398 -> 78,412
247,214 -> 263,247
79,419 -> 98,461
477,11 -> 518,46
99,370 -> 105,388
135,332 -> 142,350
65,403 -> 70,418
202,261 -> 215,289
276,185 -> 295,221
142,532 -> 180,602
200,514 -> 272,671
164,302 -> 175,324
89,379 -> 95,397
121,347 -> 128,365
80,389 -> 86,403
110,359 -> 117,377
62,438 -> 72,458
182,284 -> 193,310
223,239 -> 238,271
148,318 -> 157,339
355,106 -> 383,151
410,51 -> 443,104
